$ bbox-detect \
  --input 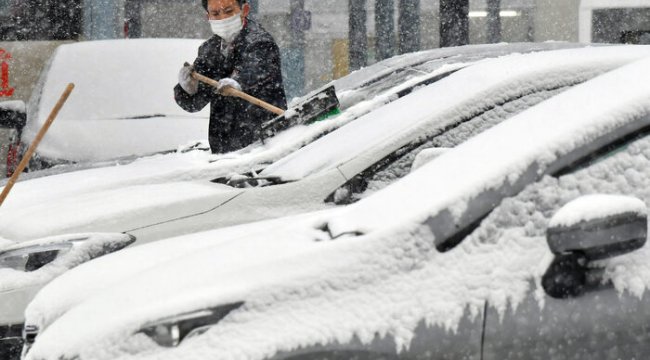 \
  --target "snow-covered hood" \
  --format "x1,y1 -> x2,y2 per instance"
24,56 -> 650,360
